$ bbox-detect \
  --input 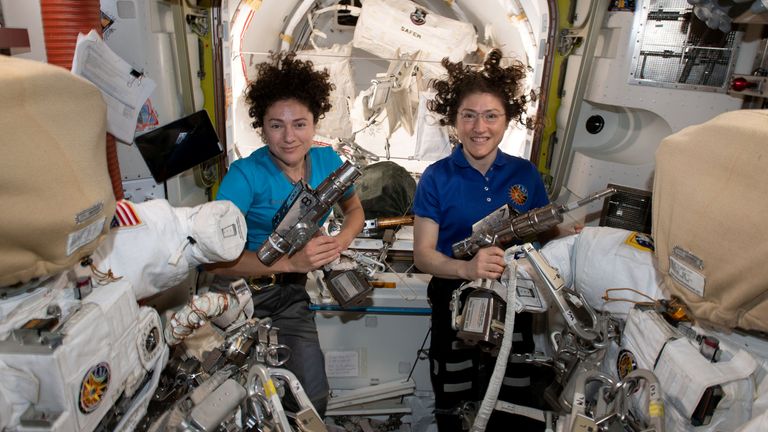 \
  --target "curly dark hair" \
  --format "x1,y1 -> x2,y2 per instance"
427,49 -> 536,129
244,51 -> 334,129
